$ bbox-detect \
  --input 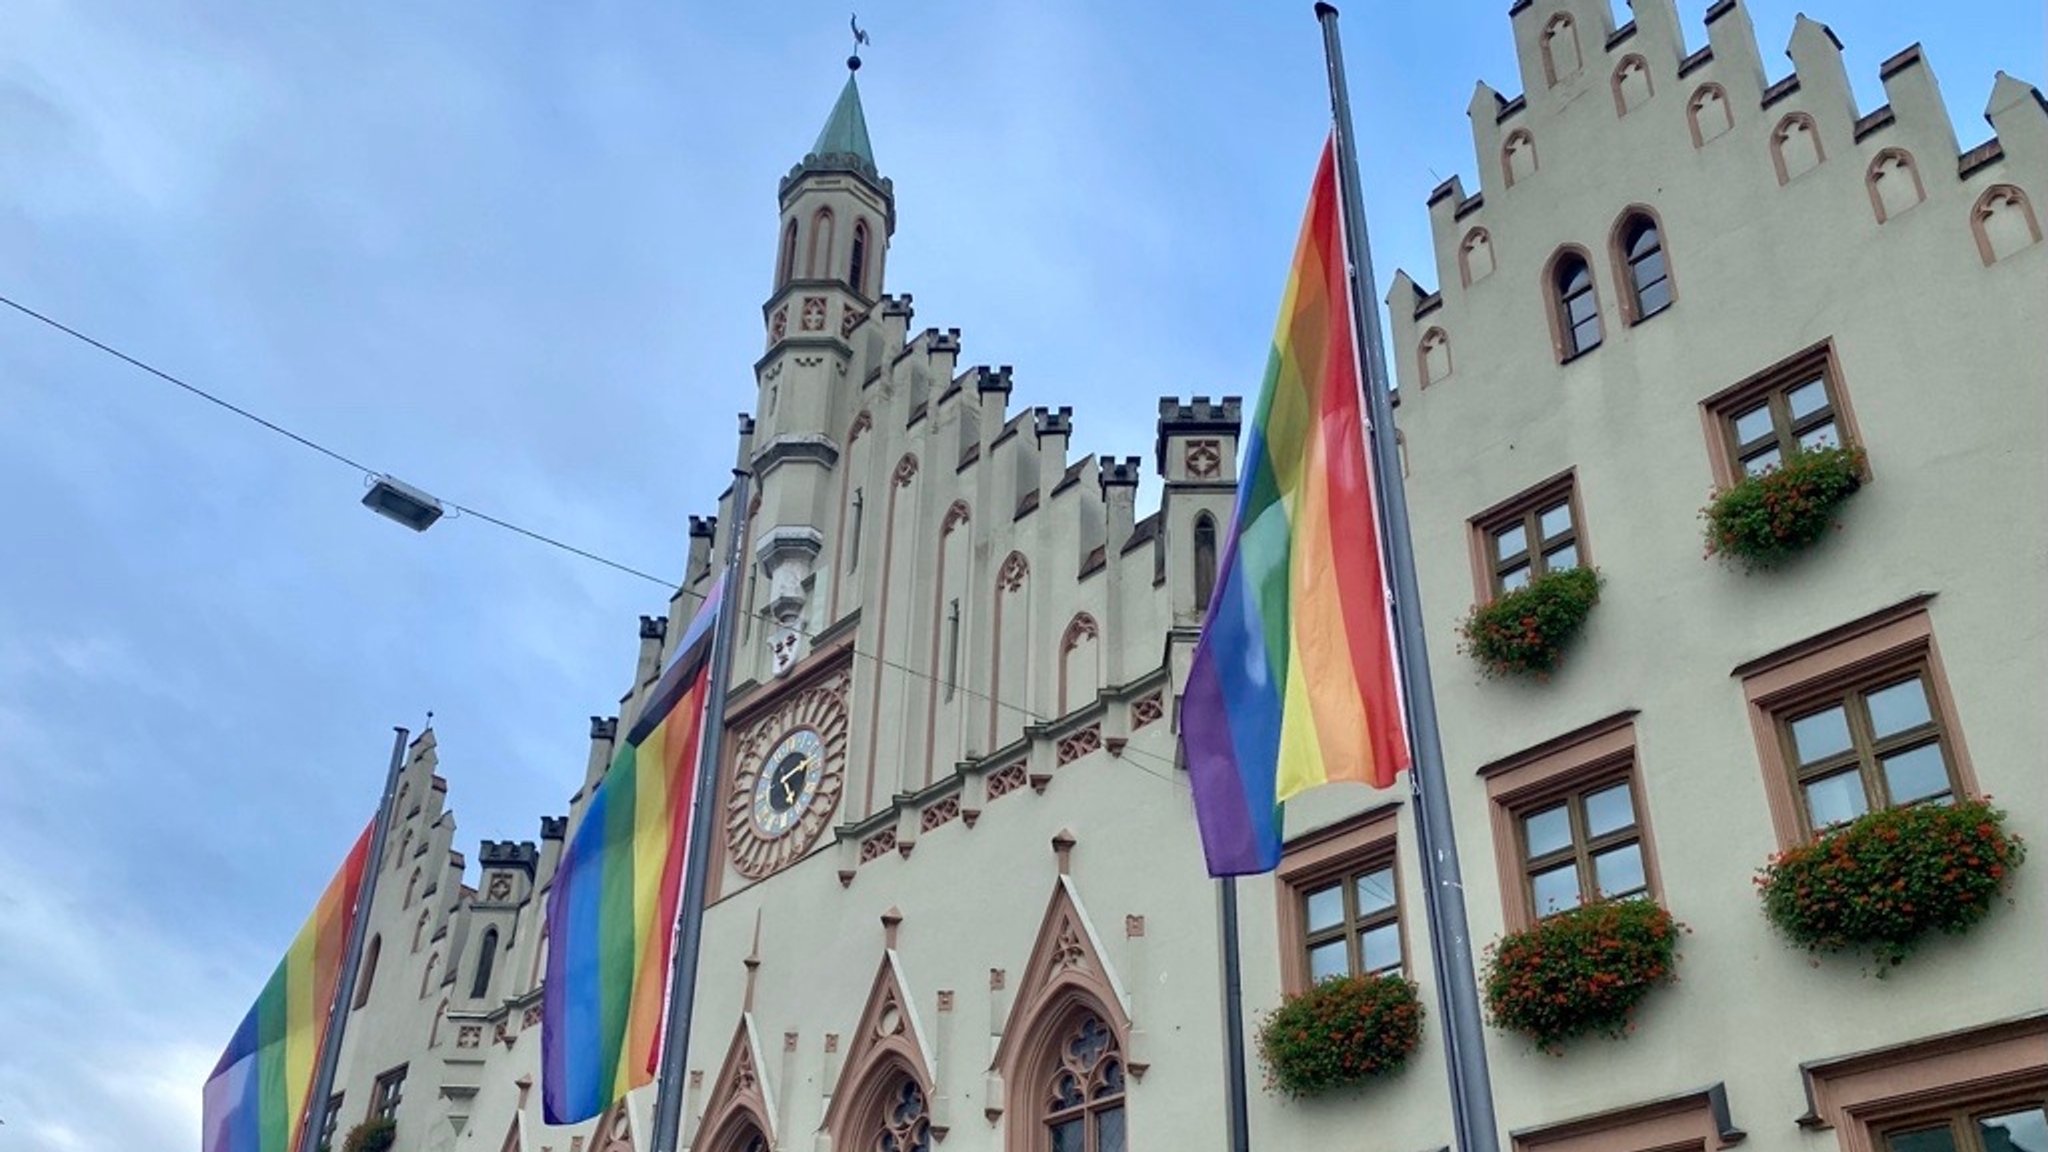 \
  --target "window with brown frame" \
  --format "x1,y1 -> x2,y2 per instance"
321,1095 -> 344,1150
1707,344 -> 1855,481
371,1064 -> 407,1122
1619,214 -> 1672,322
1553,253 -> 1603,359
1879,1100 -> 2045,1152
1301,853 -> 1403,984
1474,473 -> 1583,598
1776,663 -> 1962,834
1514,775 -> 1650,918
